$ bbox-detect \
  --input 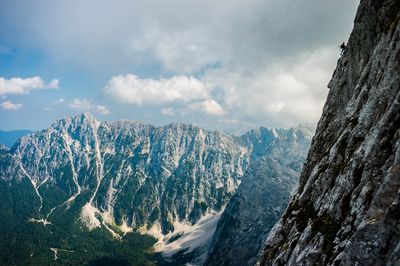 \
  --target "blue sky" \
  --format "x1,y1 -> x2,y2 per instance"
0,0 -> 358,133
